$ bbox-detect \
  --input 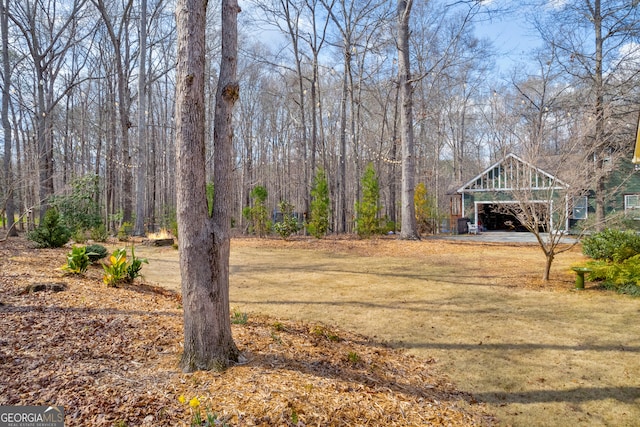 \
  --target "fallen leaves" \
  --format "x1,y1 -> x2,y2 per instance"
0,237 -> 494,426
